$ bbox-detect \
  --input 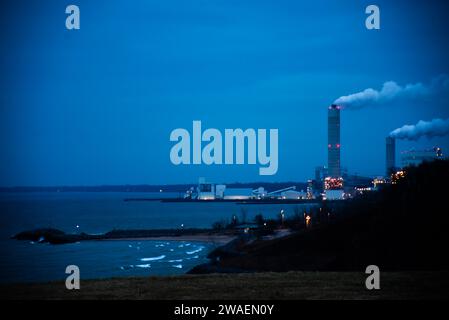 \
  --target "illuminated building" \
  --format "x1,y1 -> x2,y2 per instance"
323,177 -> 344,200
324,177 -> 343,190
